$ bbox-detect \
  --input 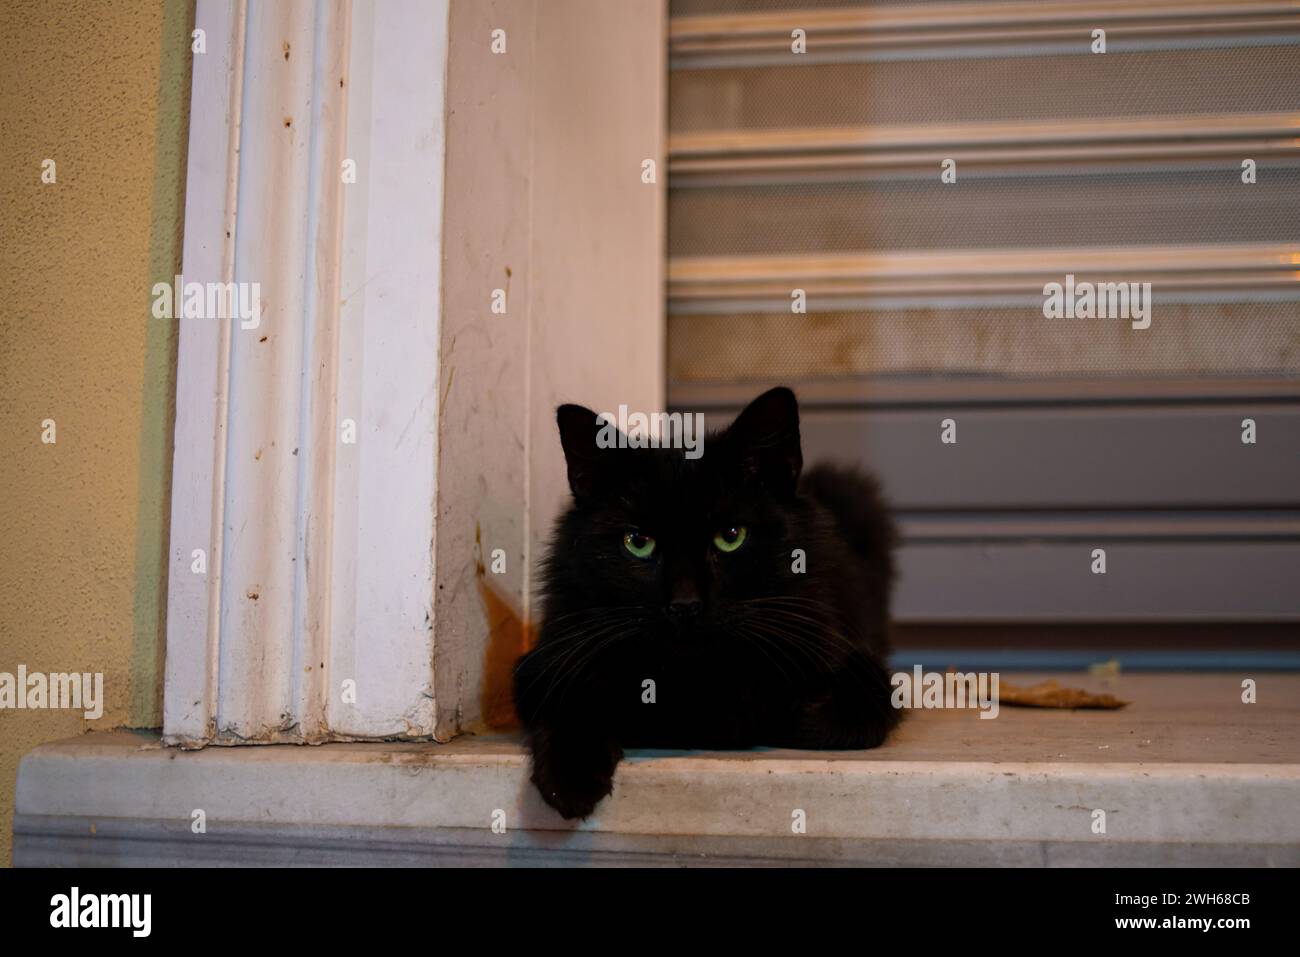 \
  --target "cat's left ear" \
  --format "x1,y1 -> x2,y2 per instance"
556,403 -> 623,503
723,386 -> 803,499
